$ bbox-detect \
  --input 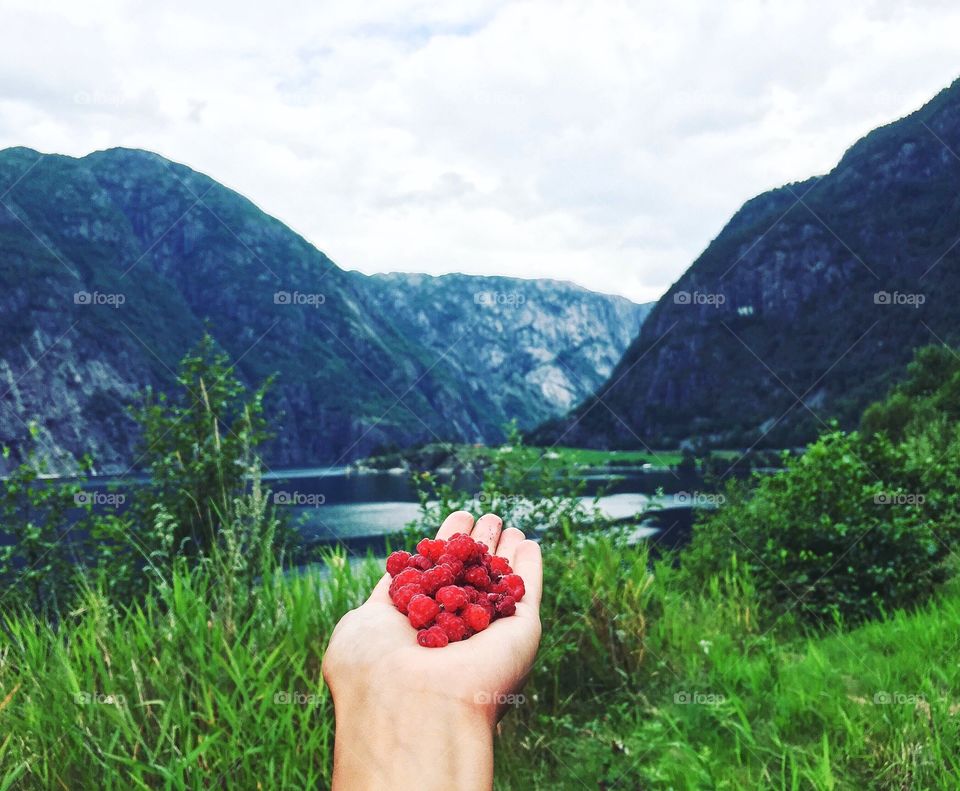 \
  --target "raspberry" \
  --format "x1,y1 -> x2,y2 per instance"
488,555 -> 511,576
417,625 -> 450,648
495,594 -> 517,617
435,585 -> 468,612
389,568 -> 423,596
392,584 -> 421,614
421,565 -> 455,595
435,612 -> 469,642
500,574 -> 525,601
417,538 -> 447,562
436,553 -> 464,577
386,551 -> 411,577
407,594 -> 440,629
463,565 -> 491,591
447,535 -> 481,562
407,553 -> 433,570
461,585 -> 481,603
462,603 -> 491,633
